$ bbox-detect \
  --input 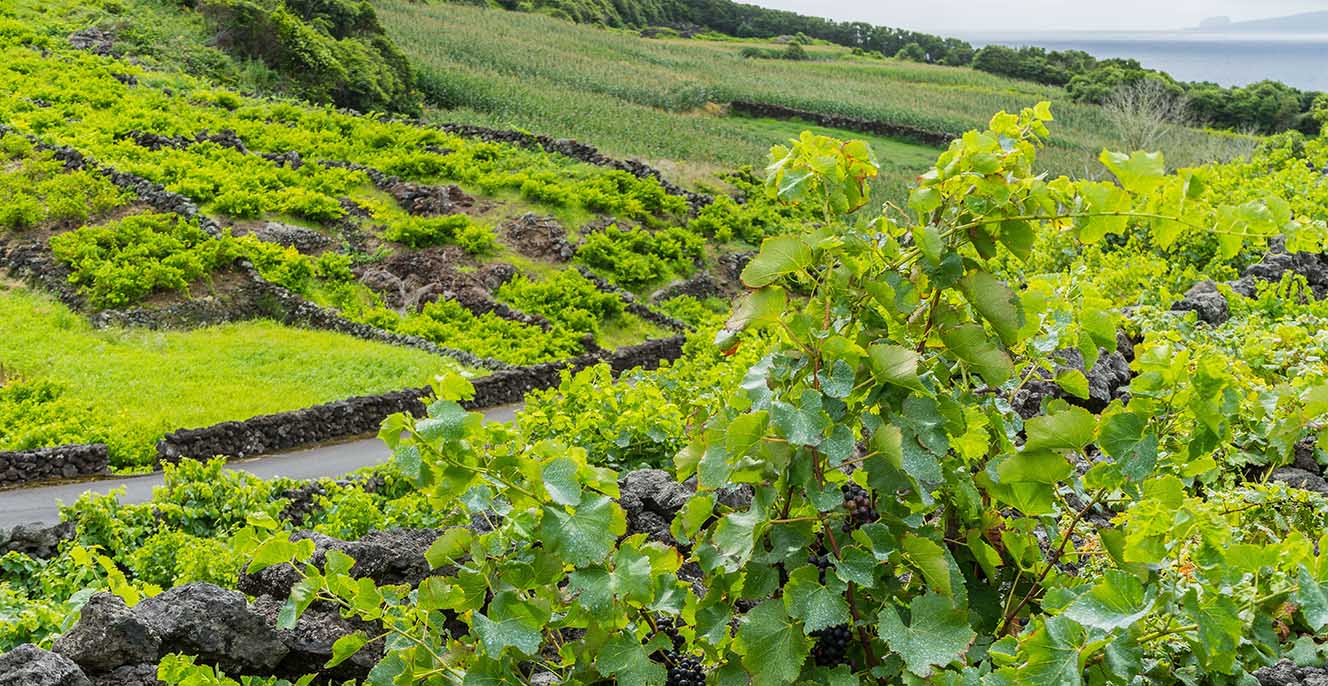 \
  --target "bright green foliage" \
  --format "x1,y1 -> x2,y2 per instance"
0,380 -> 103,453
496,269 -> 624,335
49,213 -> 240,308
377,299 -> 586,365
0,136 -> 129,232
575,224 -> 705,288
